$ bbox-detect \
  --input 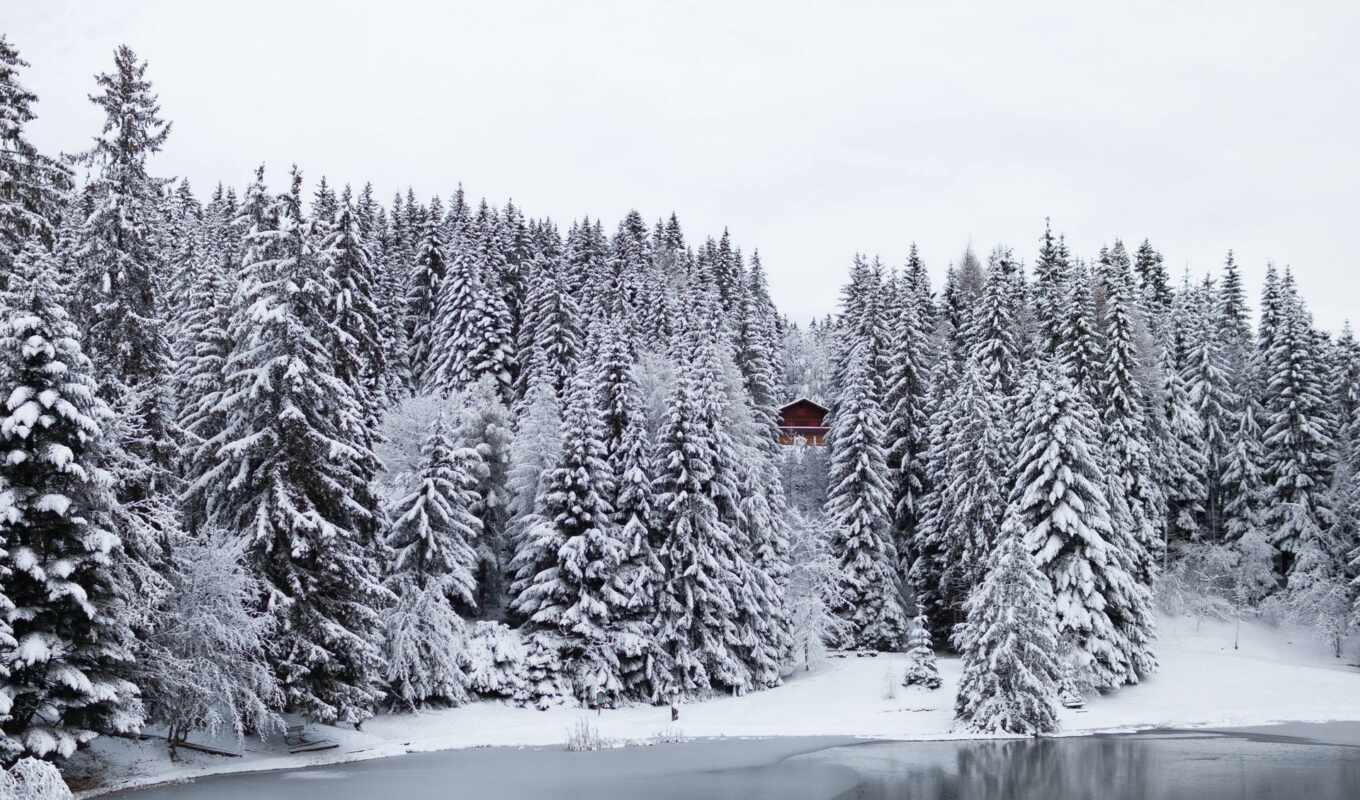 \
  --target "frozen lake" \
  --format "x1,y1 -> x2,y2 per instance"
111,724 -> 1360,799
